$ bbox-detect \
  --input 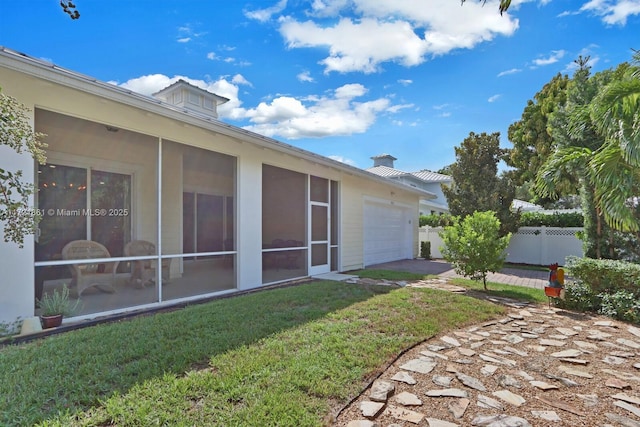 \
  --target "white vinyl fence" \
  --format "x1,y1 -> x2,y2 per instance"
420,226 -> 584,266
